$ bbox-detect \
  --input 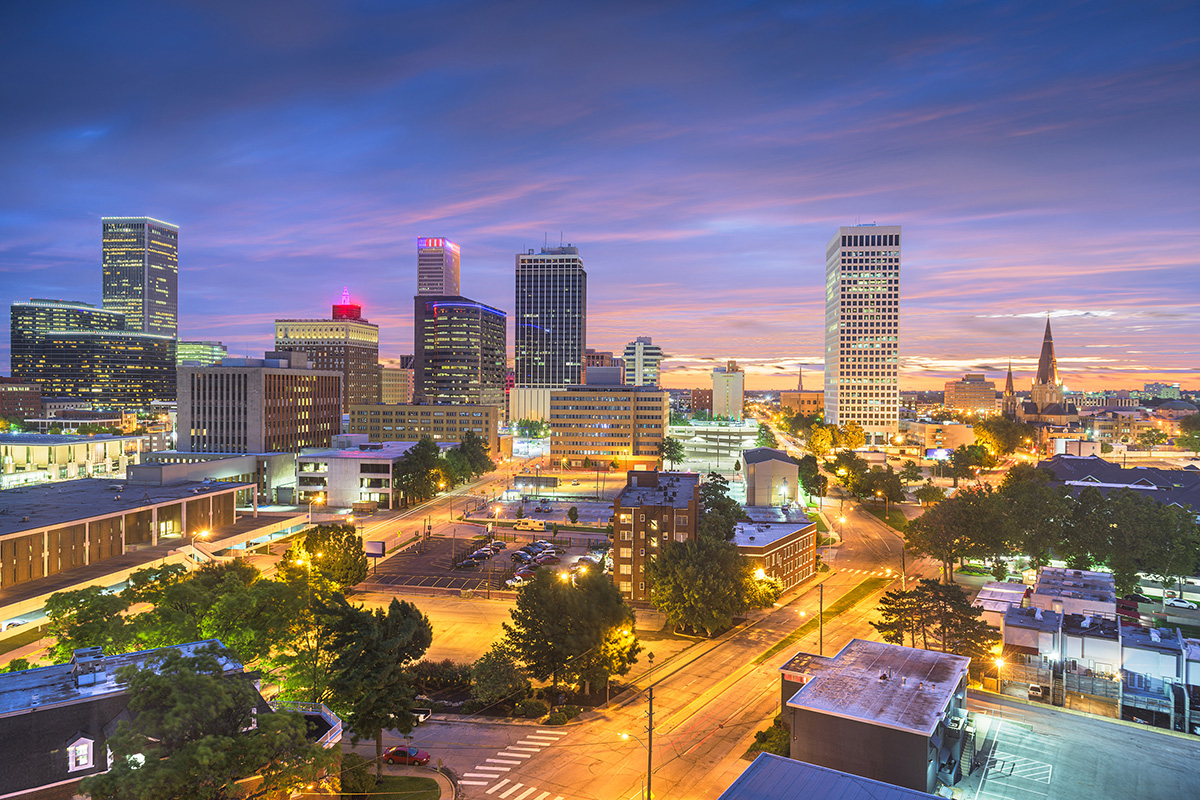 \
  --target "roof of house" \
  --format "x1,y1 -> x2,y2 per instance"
741,447 -> 794,466
780,639 -> 970,737
718,753 -> 932,800
1004,604 -> 1062,633
733,520 -> 814,550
